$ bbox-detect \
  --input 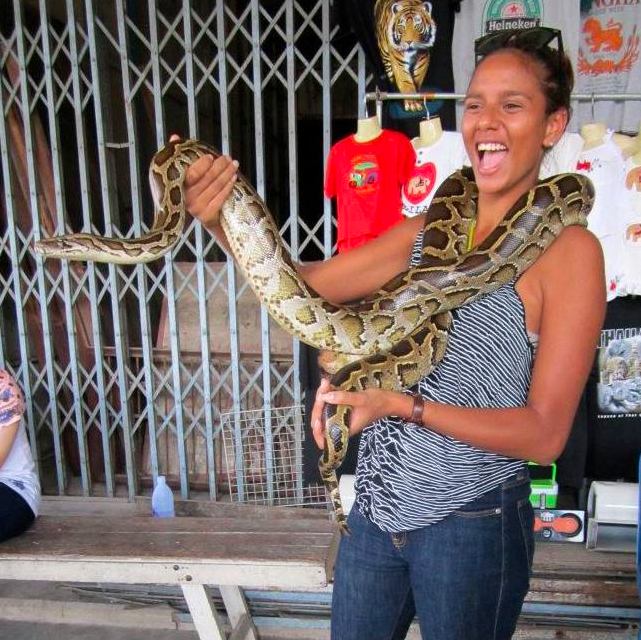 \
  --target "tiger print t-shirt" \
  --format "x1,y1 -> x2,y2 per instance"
354,232 -> 531,532
335,0 -> 461,131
